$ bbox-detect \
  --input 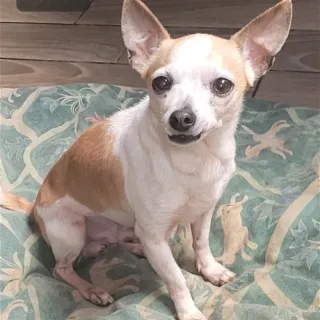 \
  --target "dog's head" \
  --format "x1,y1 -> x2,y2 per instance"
121,0 -> 292,145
